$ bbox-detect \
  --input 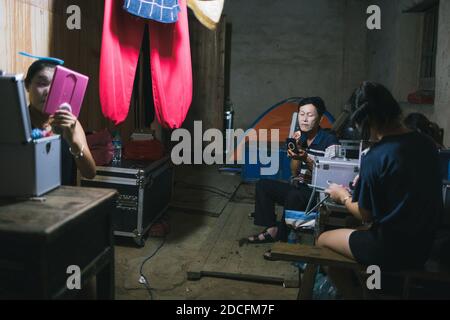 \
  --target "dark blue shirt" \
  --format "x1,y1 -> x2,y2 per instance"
297,128 -> 340,183
299,128 -> 340,157
354,131 -> 443,264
